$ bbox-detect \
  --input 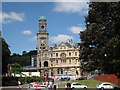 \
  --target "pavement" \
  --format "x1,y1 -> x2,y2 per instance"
1,84 -> 28,89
